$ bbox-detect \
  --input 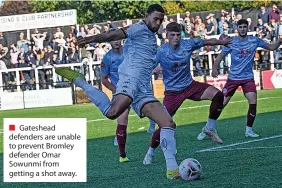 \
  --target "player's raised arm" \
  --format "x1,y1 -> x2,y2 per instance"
77,28 -> 127,48
203,34 -> 232,47
263,39 -> 282,51
212,51 -> 228,78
